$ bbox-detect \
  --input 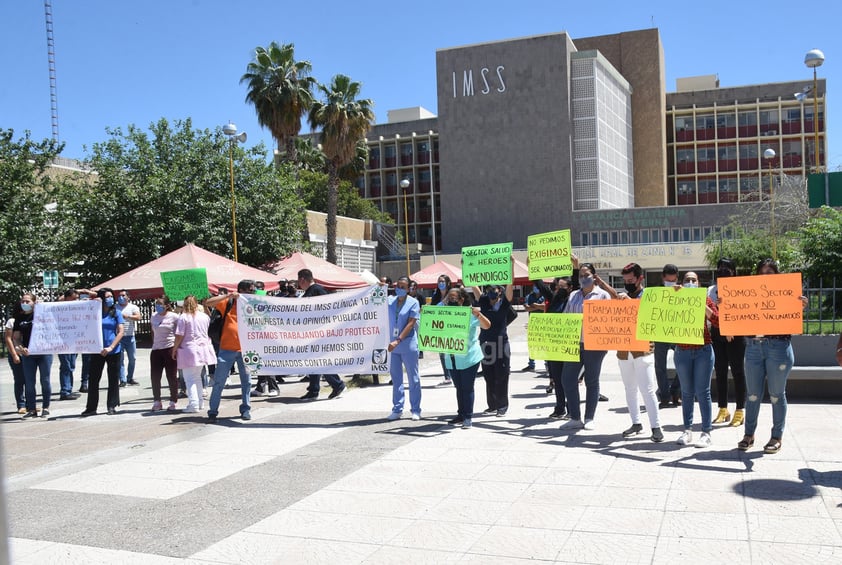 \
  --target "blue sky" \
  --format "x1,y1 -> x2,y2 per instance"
1,1 -> 838,168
